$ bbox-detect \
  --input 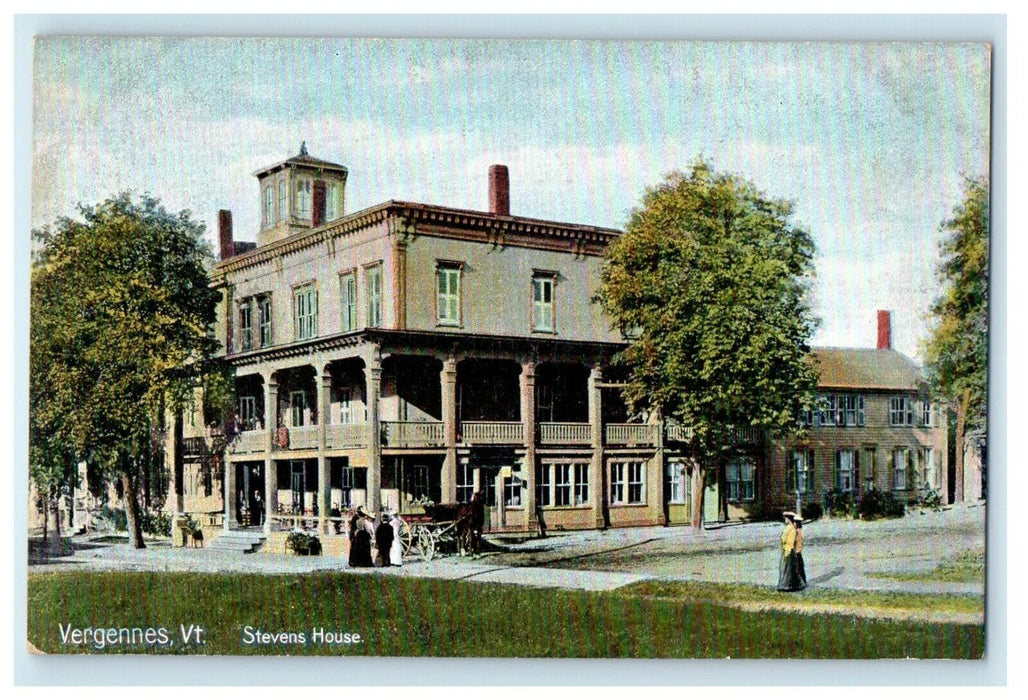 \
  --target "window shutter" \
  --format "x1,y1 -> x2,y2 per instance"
786,455 -> 795,493
834,451 -> 841,490
806,450 -> 815,494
